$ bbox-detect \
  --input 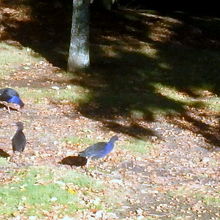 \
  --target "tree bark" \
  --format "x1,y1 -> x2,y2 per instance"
68,0 -> 90,72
